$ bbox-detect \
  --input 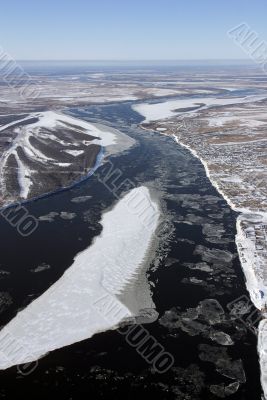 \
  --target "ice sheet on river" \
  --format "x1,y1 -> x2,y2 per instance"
0,186 -> 160,369
132,94 -> 267,122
